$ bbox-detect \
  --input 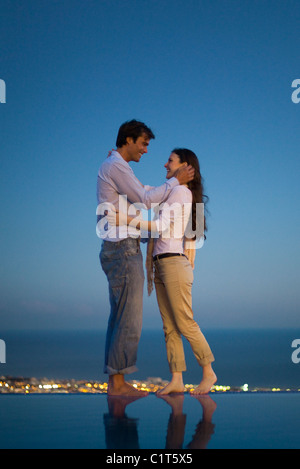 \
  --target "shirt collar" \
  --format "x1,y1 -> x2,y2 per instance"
111,150 -> 127,163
